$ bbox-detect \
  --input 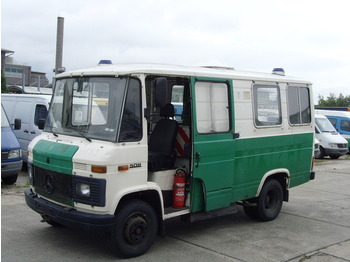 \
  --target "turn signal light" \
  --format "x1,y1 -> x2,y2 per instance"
118,165 -> 129,171
91,165 -> 107,173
